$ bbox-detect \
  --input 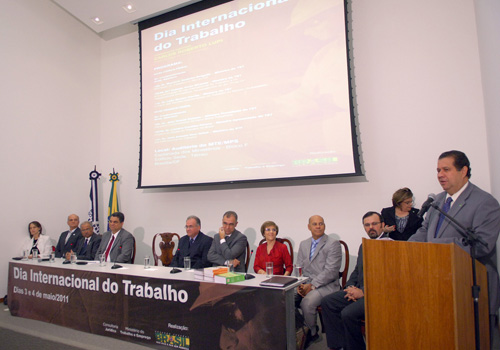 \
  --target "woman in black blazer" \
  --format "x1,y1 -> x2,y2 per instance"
381,187 -> 423,241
